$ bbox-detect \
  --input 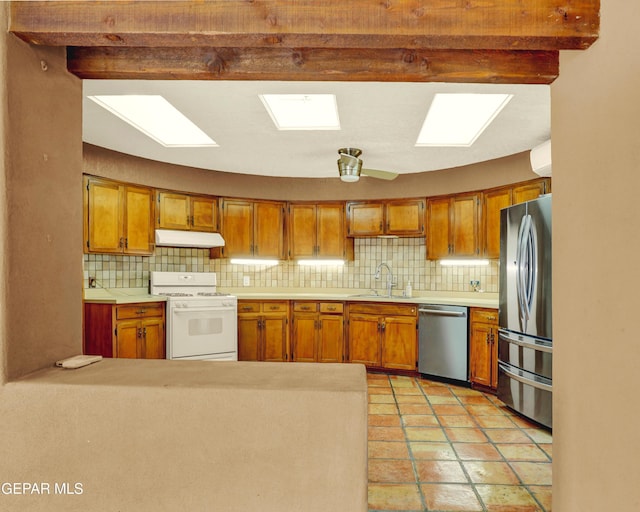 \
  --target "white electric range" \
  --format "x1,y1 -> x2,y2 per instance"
150,271 -> 238,361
